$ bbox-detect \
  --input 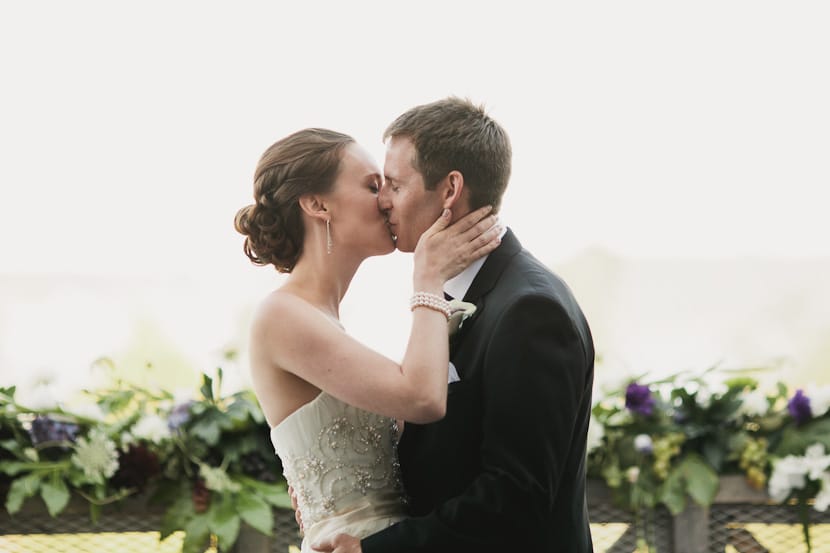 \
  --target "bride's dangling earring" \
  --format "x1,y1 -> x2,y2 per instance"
326,218 -> 333,255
